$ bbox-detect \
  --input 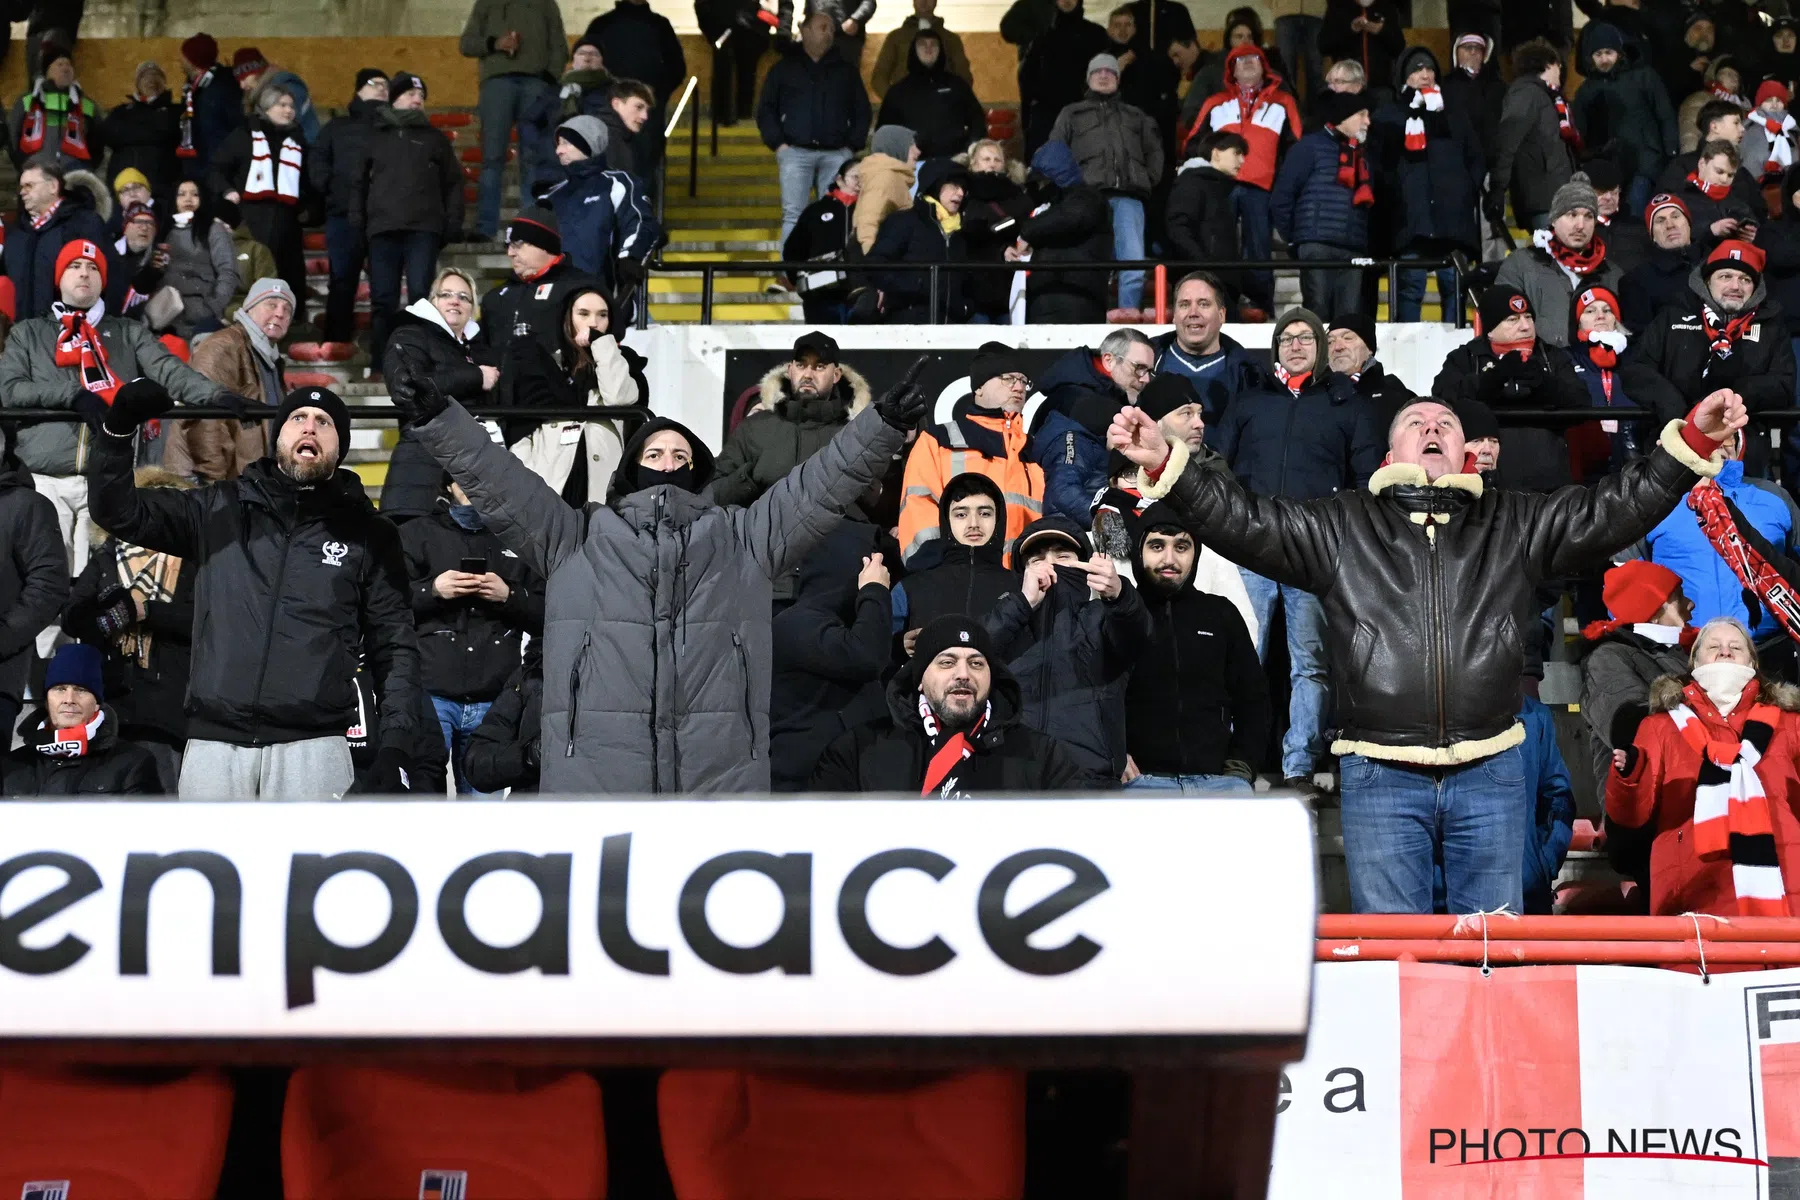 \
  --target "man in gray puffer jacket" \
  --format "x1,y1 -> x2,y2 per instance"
1049,52 -> 1163,312
392,355 -> 928,793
